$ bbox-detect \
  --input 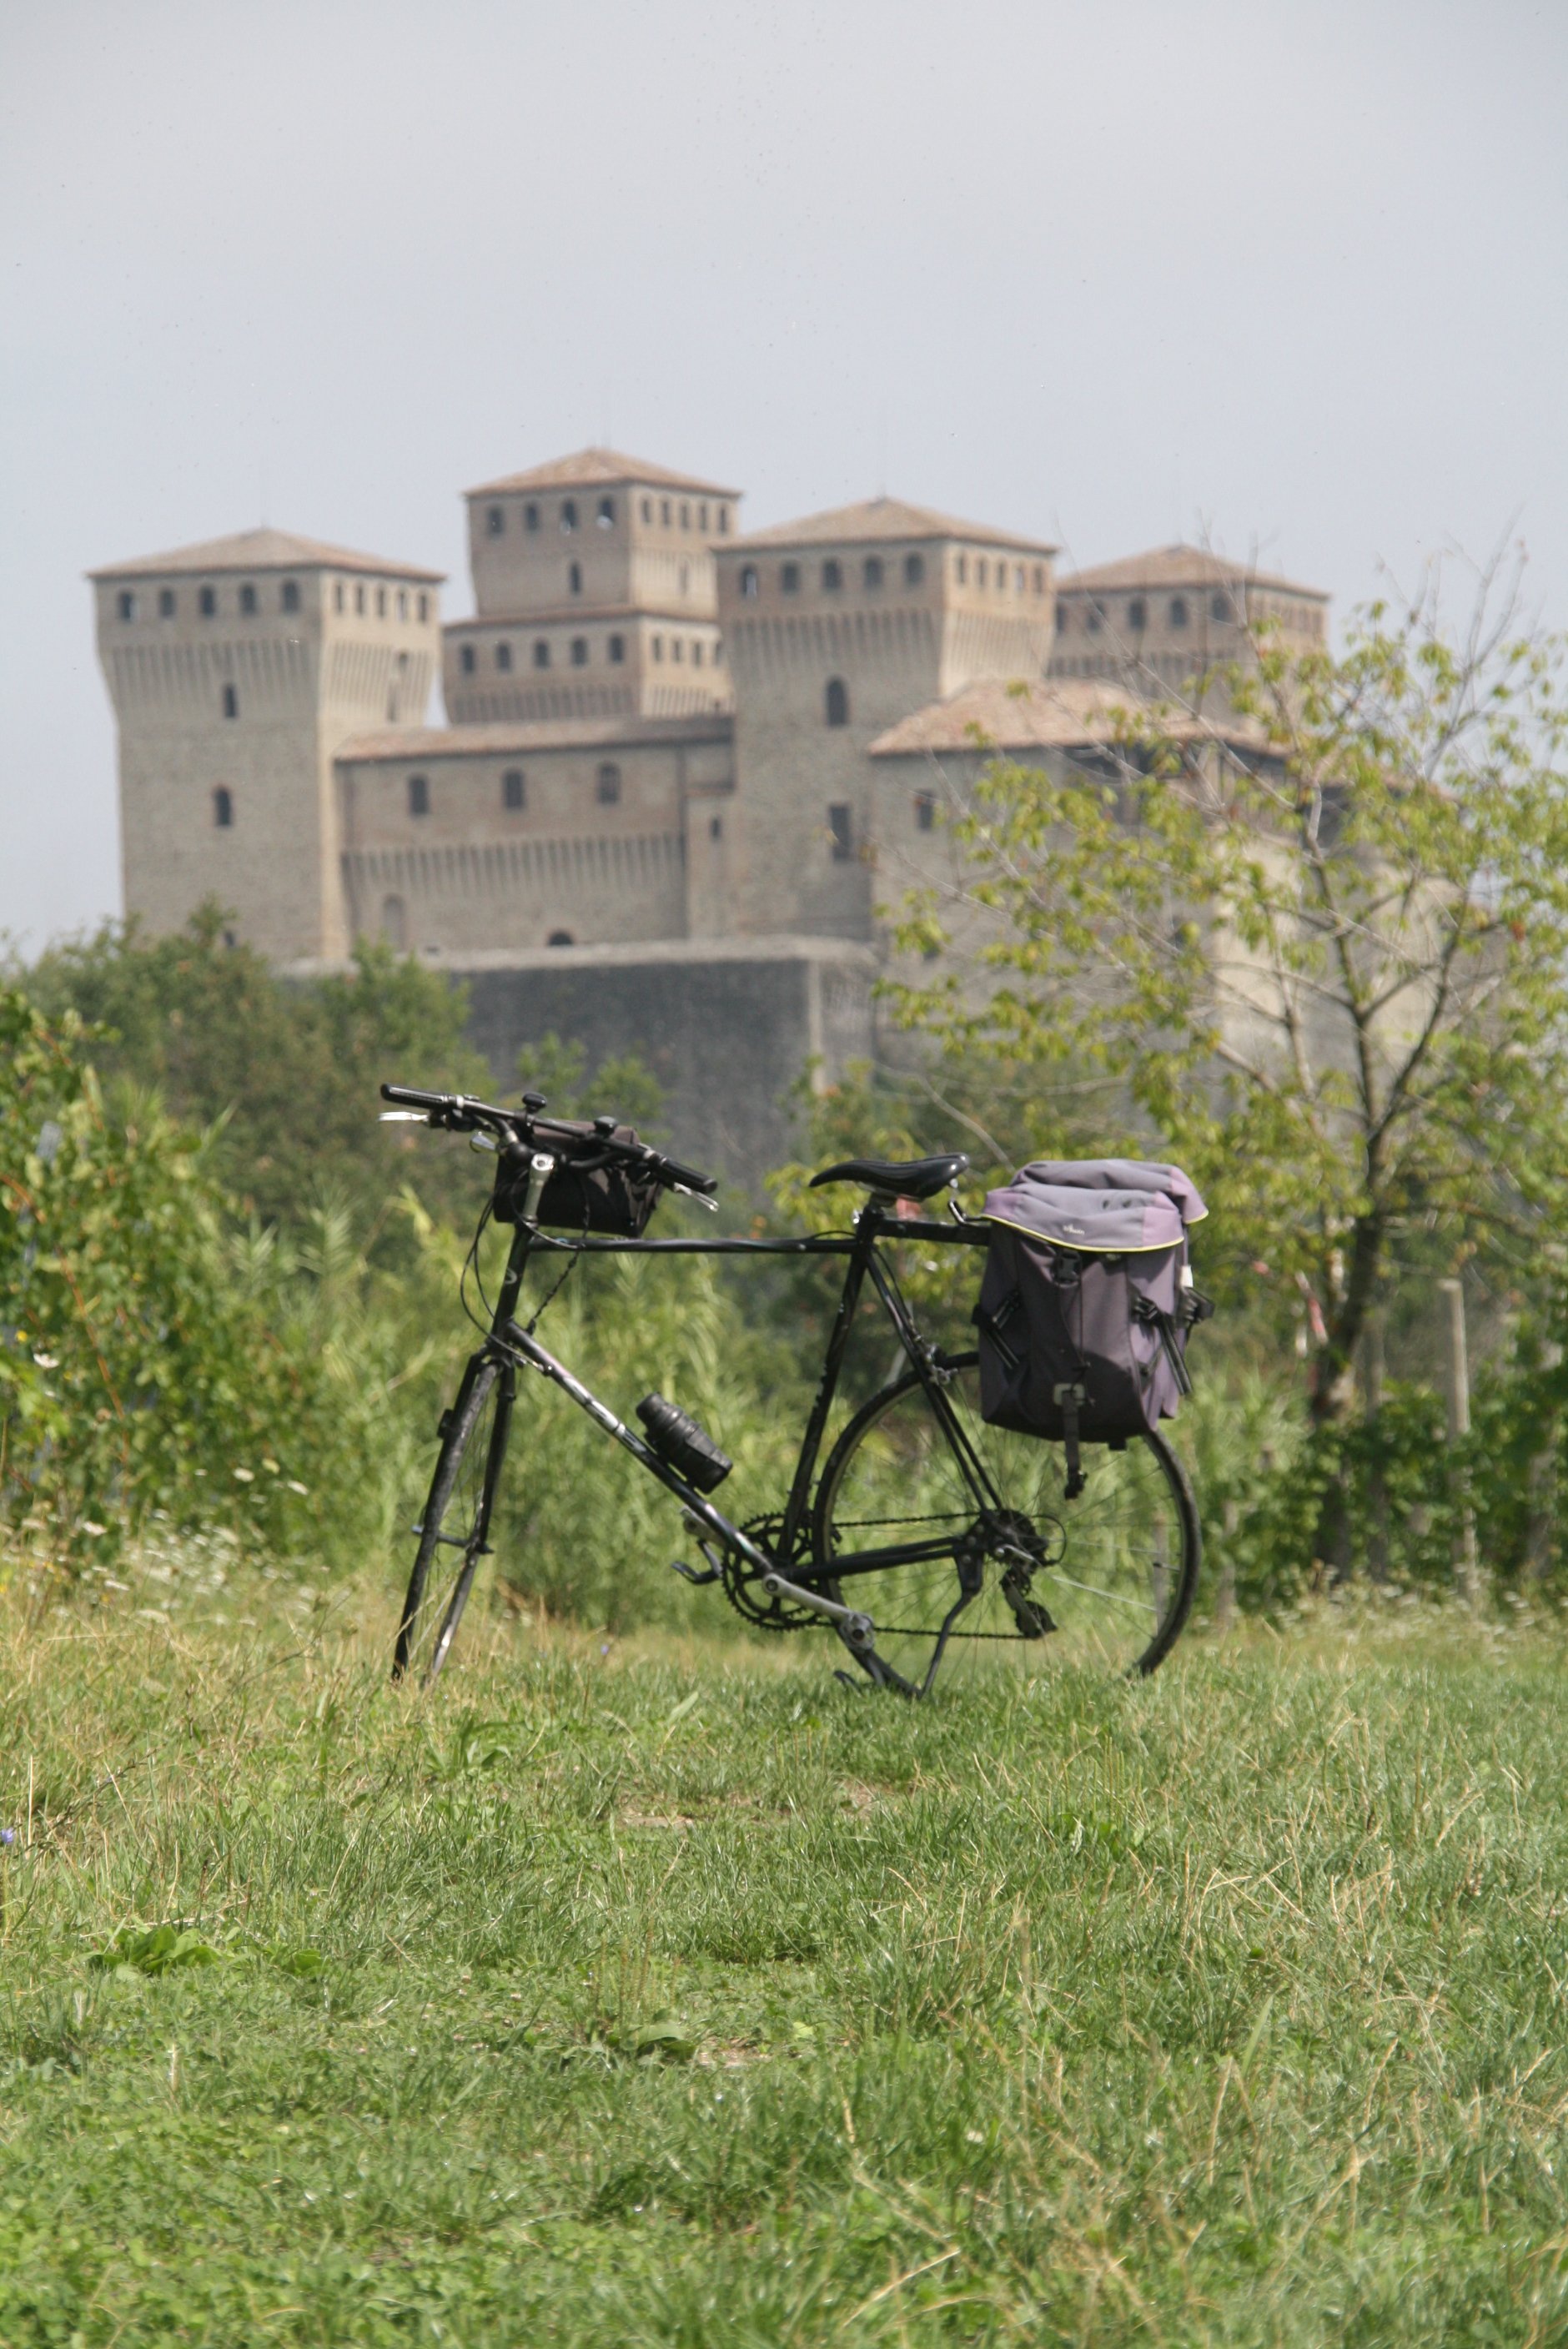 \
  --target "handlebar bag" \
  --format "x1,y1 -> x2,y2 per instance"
491,1120 -> 662,1236
973,1159 -> 1208,1442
